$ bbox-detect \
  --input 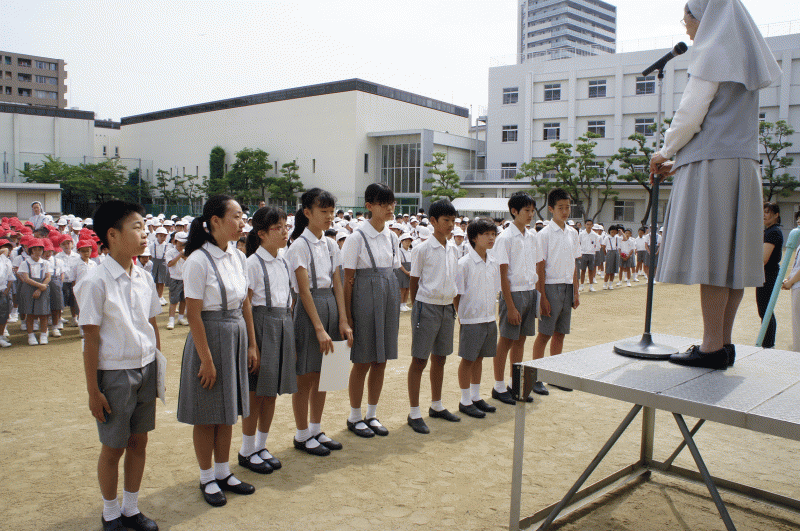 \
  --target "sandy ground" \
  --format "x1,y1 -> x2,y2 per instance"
1,279 -> 799,531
